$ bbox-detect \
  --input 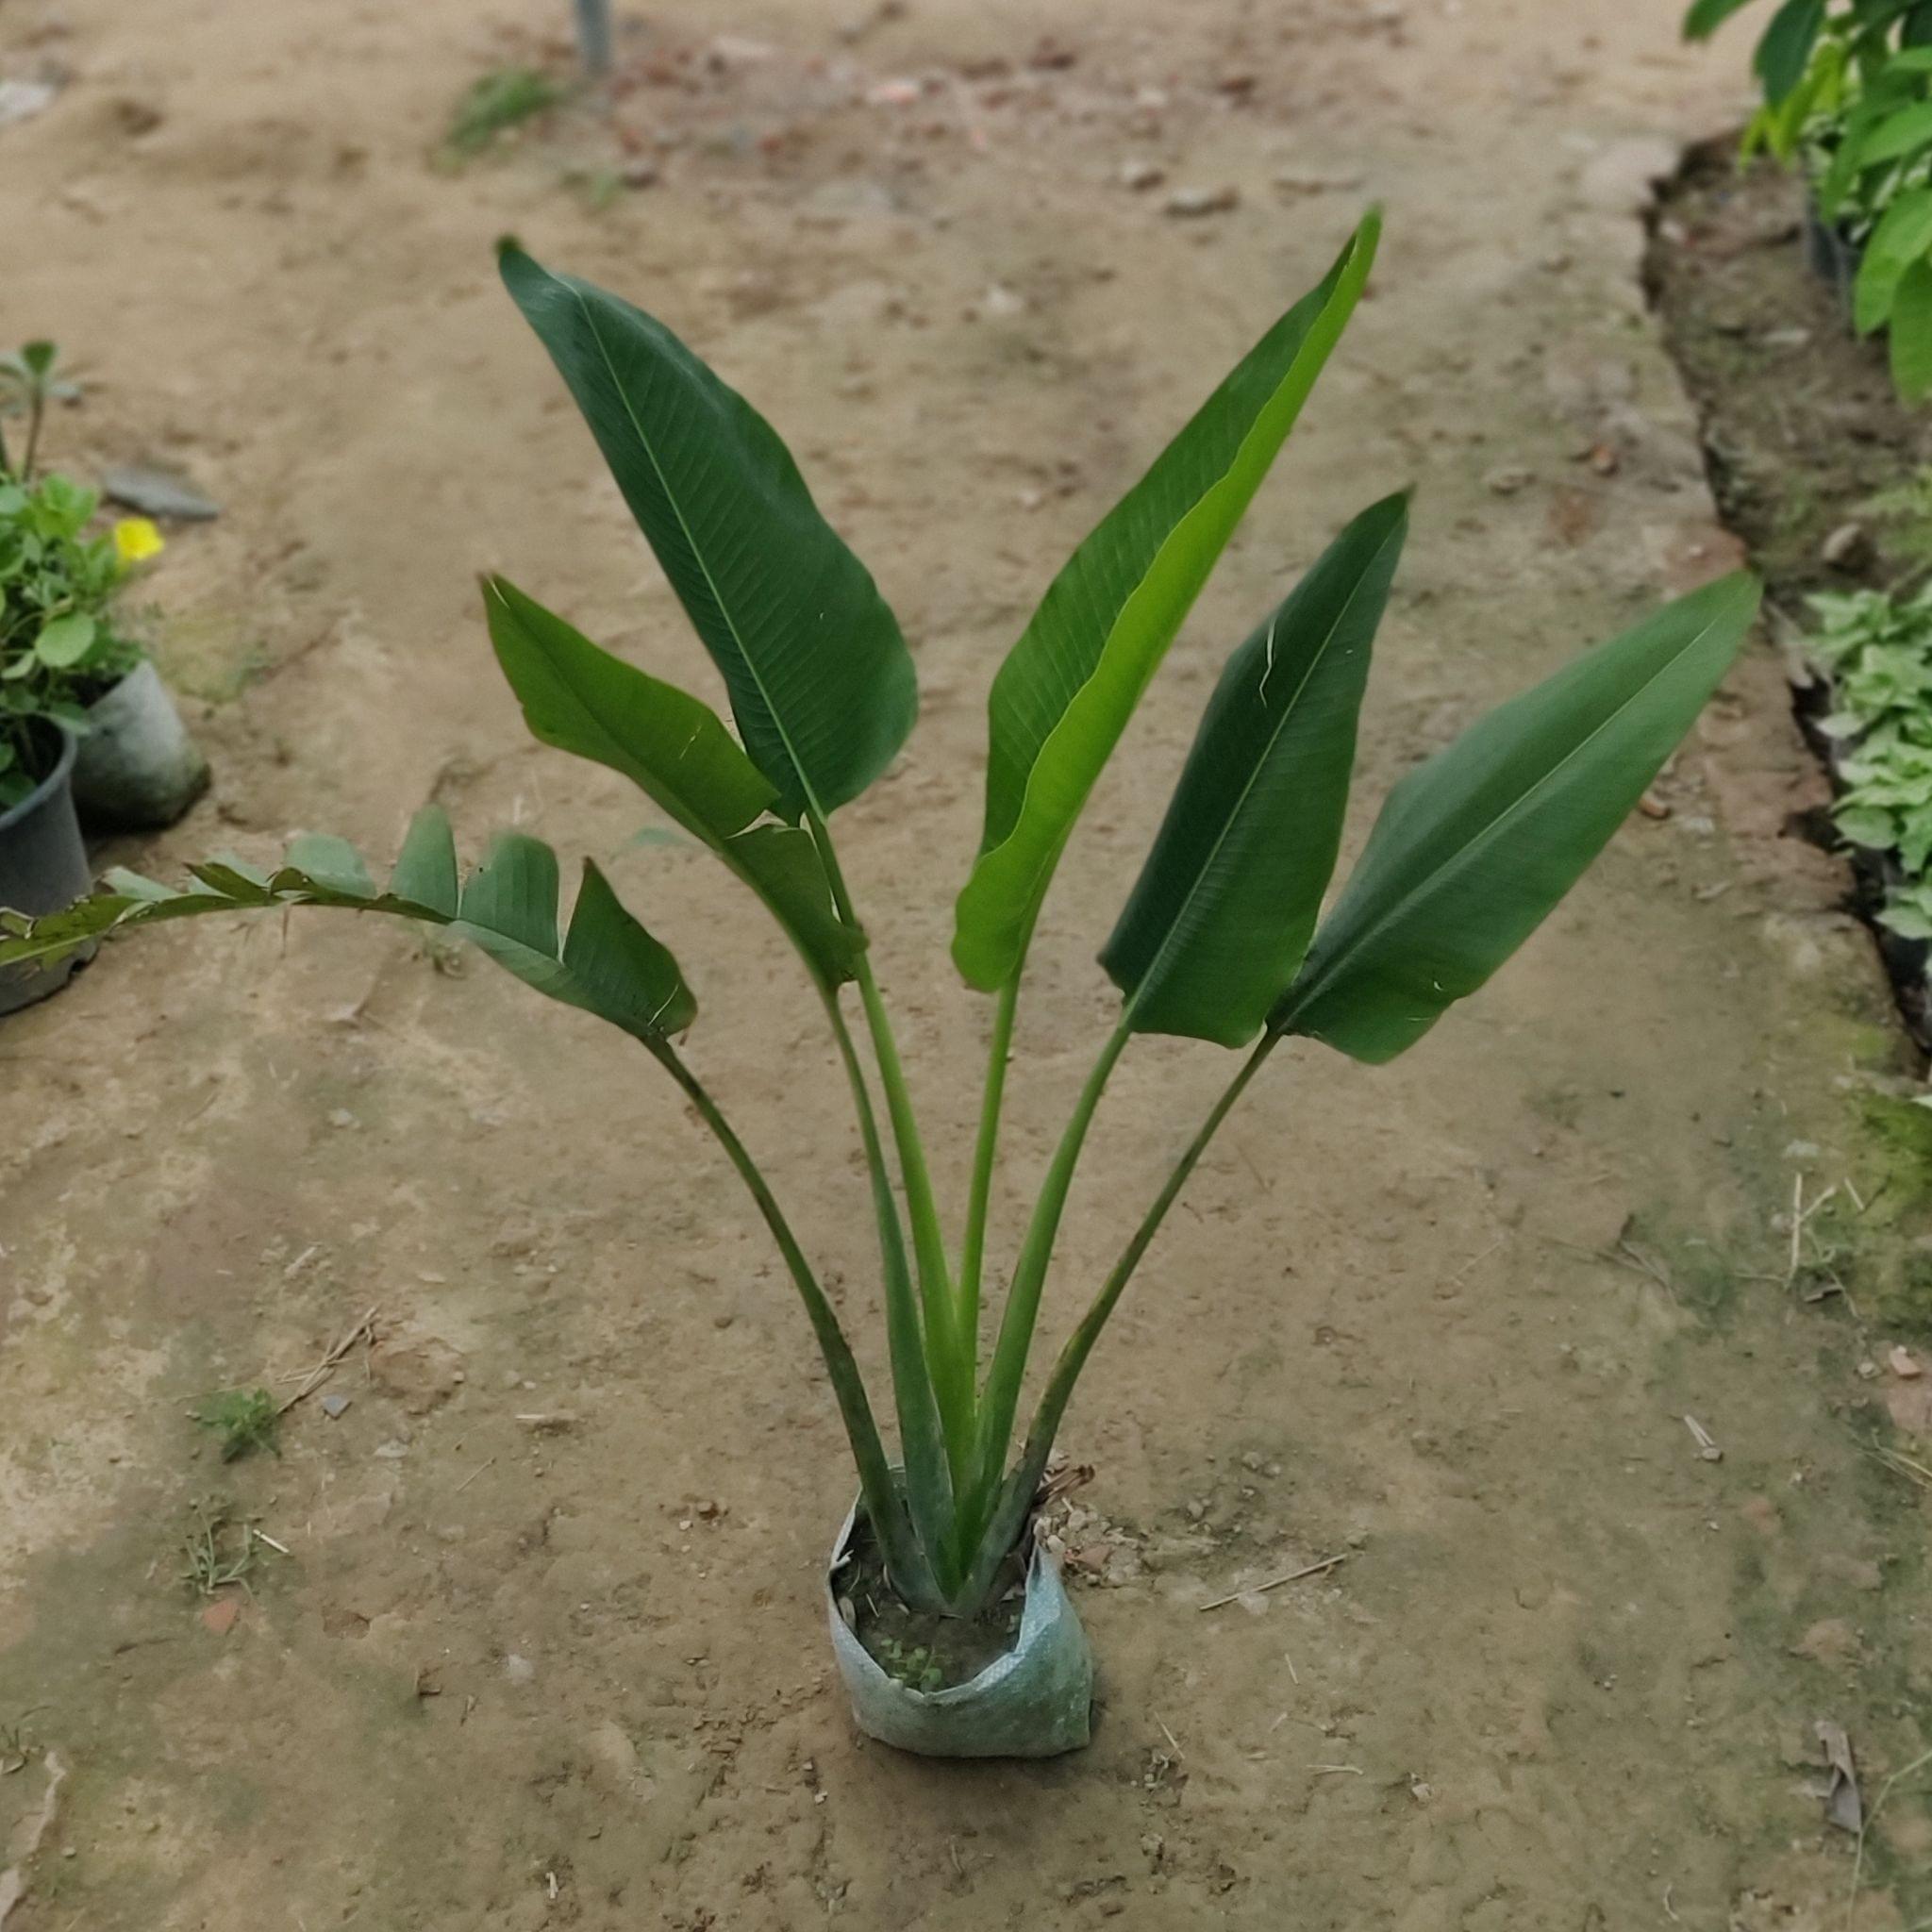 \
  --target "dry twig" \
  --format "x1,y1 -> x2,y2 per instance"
1199,1552 -> 1347,1613
277,1306 -> 379,1416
